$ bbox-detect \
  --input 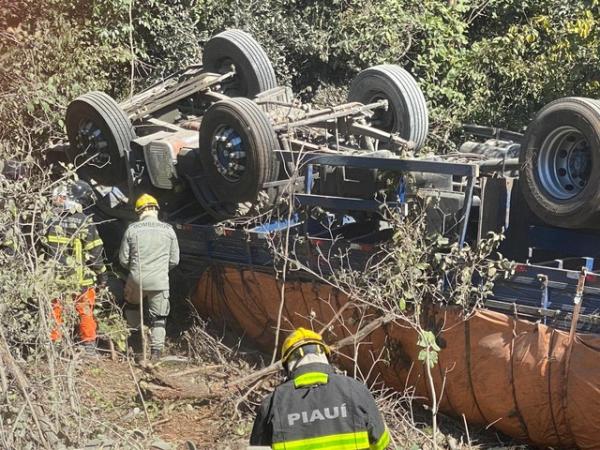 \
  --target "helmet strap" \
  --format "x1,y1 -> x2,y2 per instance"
284,344 -> 326,376
139,207 -> 158,219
